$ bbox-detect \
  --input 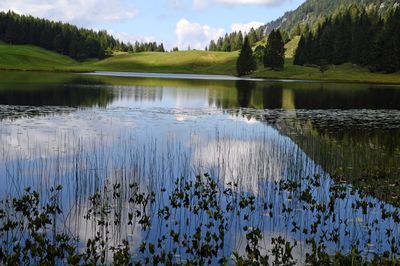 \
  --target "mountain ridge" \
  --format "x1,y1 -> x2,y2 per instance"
262,0 -> 400,34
